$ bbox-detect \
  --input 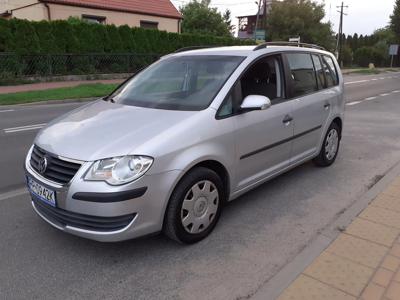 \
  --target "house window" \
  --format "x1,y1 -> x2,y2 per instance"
82,14 -> 106,24
140,21 -> 158,30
